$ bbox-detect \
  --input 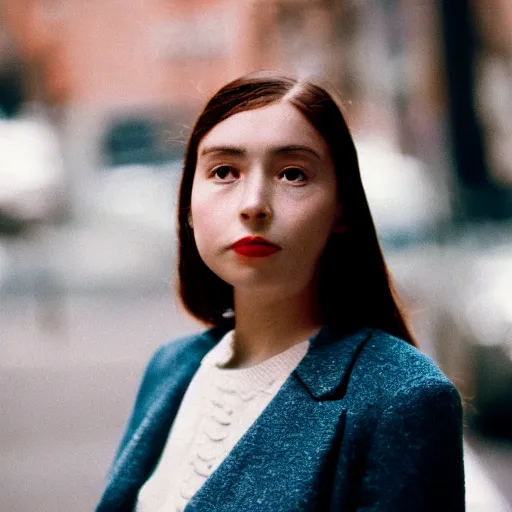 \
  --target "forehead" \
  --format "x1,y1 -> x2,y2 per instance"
198,101 -> 329,158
